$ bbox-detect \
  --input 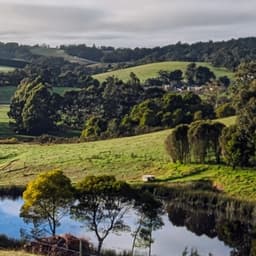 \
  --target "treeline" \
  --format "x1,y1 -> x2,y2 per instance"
165,62 -> 256,168
81,92 -> 214,139
0,57 -> 100,88
0,42 -> 33,61
0,58 -> 28,68
61,37 -> 256,70
8,74 -> 215,137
